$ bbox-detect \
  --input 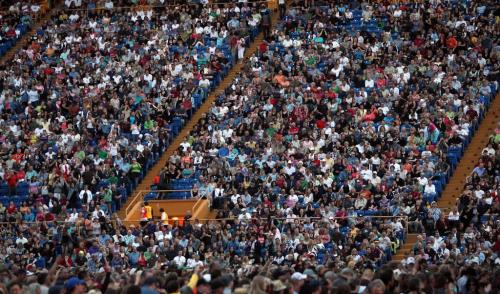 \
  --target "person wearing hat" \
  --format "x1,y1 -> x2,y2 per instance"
272,279 -> 288,293
64,277 -> 86,294
405,257 -> 417,273
291,272 -> 307,294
